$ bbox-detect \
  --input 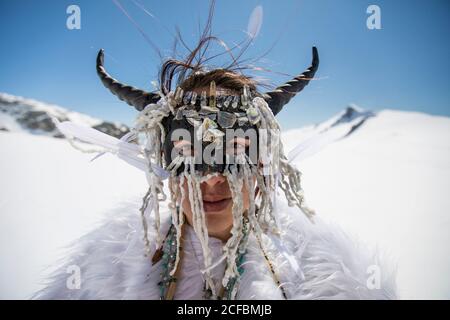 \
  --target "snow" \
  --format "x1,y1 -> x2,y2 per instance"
0,92 -> 129,140
0,92 -> 102,128
0,104 -> 449,299
0,112 -> 24,133
0,132 -> 147,299
285,109 -> 450,299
